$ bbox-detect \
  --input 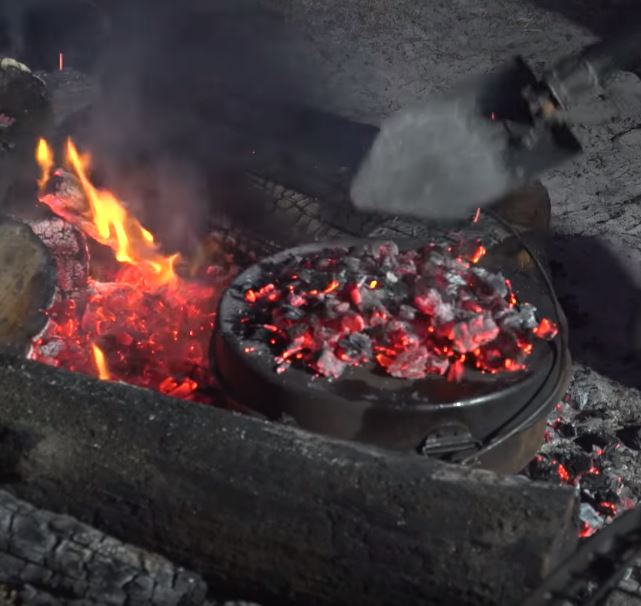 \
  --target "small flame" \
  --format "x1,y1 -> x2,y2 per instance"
470,245 -> 487,264
36,138 -> 179,287
91,342 -> 110,380
472,208 -> 481,223
36,138 -> 53,191
59,52 -> 64,71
